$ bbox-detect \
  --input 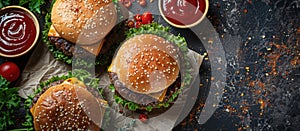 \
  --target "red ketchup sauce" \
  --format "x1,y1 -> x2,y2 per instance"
161,0 -> 207,26
0,8 -> 36,55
